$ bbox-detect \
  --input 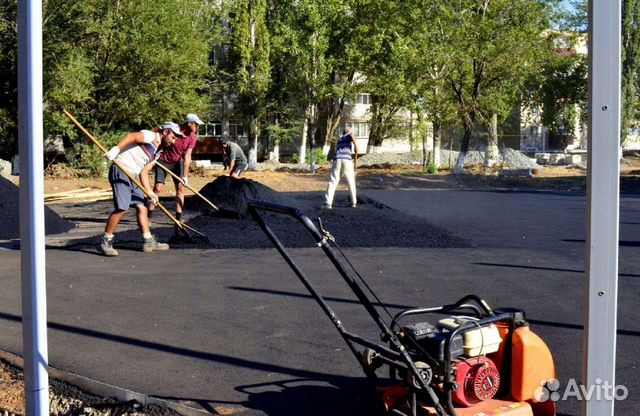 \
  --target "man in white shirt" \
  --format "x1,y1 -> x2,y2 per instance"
99,122 -> 181,256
